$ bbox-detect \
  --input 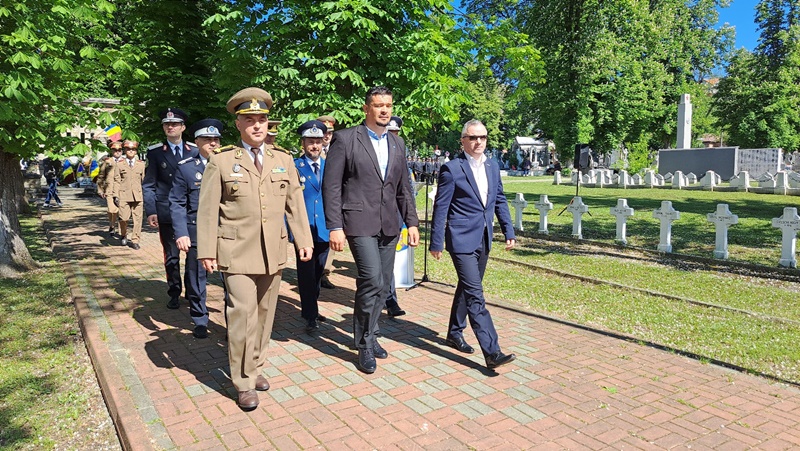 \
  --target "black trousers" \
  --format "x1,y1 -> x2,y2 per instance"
185,246 -> 208,326
448,234 -> 500,357
295,241 -> 330,320
348,233 -> 398,350
157,222 -> 183,299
